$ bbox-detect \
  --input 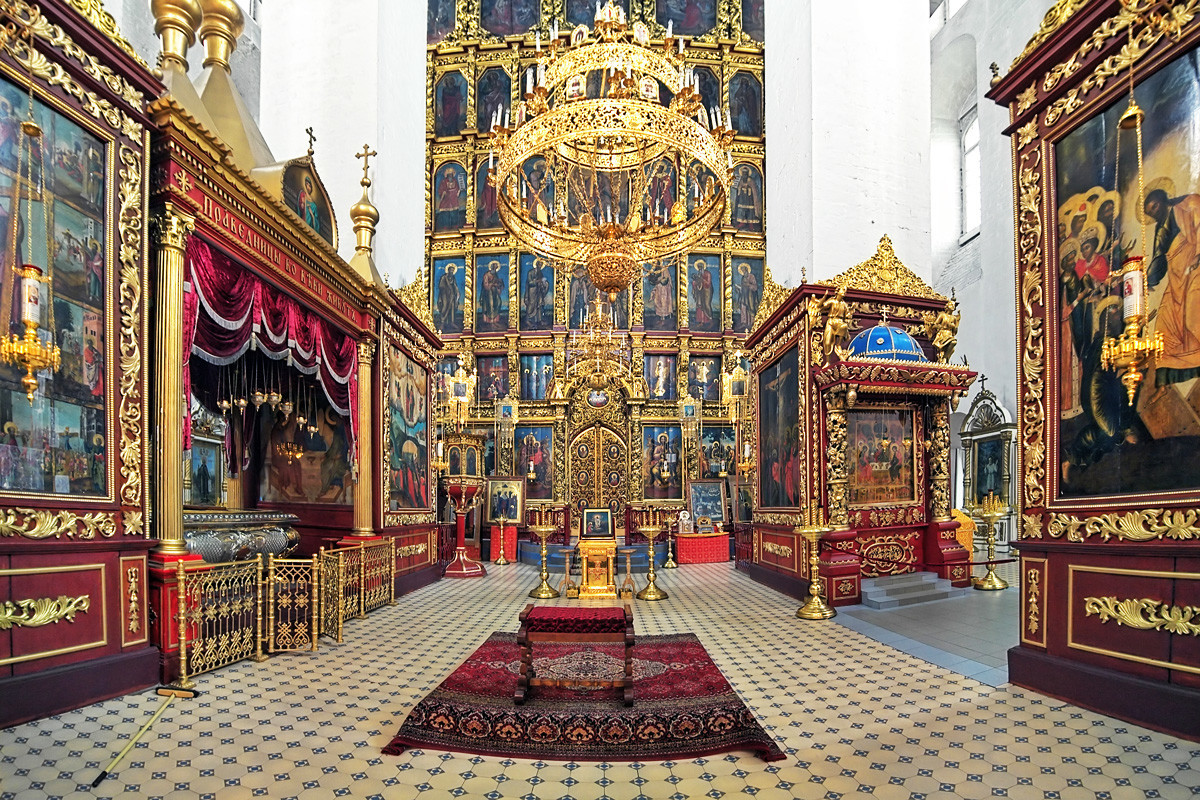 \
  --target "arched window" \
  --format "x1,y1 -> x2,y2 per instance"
960,108 -> 980,235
